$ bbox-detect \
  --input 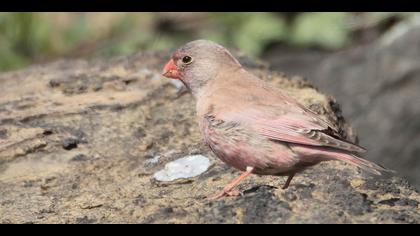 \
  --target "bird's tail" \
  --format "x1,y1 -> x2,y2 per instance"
333,153 -> 395,176
292,144 -> 395,176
